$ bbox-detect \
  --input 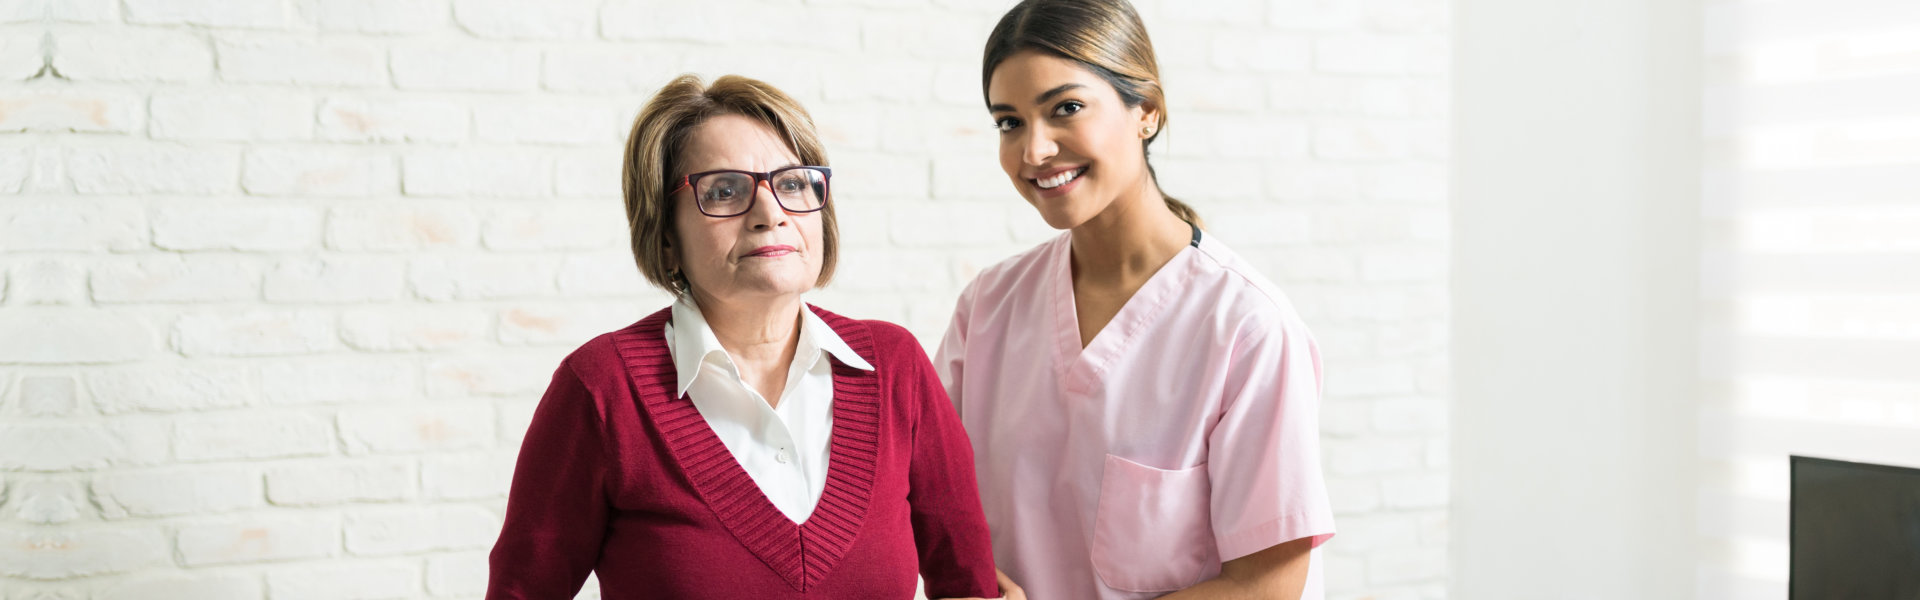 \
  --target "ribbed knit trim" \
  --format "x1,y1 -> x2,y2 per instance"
612,305 -> 879,592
